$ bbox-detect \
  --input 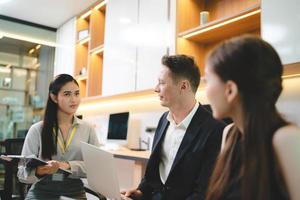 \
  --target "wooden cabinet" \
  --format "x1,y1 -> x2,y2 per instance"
74,0 -> 106,97
176,0 -> 261,75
